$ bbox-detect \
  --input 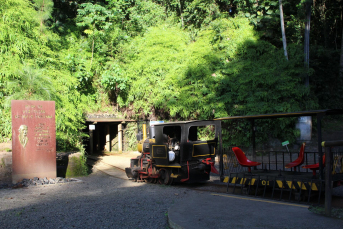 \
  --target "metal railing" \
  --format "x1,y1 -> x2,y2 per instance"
220,145 -> 343,207
322,140 -> 343,216
220,146 -> 343,175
